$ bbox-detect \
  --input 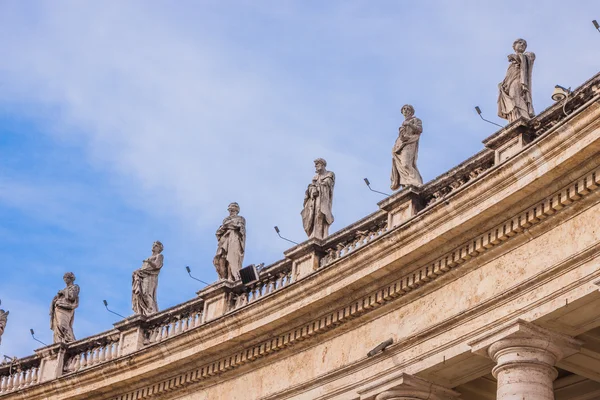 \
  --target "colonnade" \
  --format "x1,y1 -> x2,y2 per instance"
359,320 -> 582,400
